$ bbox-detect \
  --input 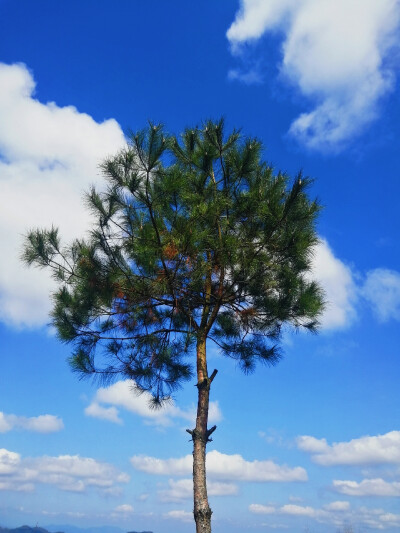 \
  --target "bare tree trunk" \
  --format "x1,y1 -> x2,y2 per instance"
187,335 -> 217,533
